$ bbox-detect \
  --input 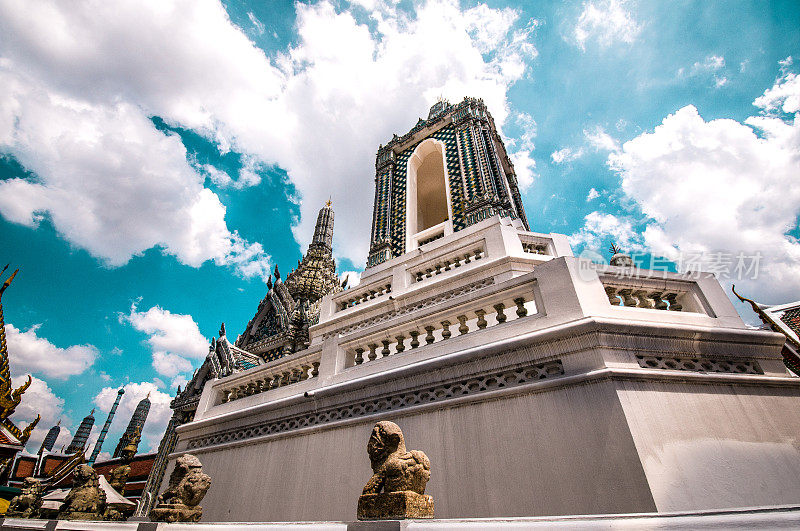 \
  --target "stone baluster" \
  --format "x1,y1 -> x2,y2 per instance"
514,297 -> 527,318
291,368 -> 303,383
618,289 -> 637,307
381,340 -> 391,357
457,315 -> 469,335
494,303 -> 507,323
650,291 -> 669,310
464,252 -> 471,264
664,293 -> 682,311
355,348 -> 365,365
474,248 -> 483,259
311,362 -> 320,378
633,290 -> 654,309
441,320 -> 452,340
299,365 -> 311,381
416,271 -> 423,282
368,344 -> 378,362
476,309 -> 488,329
425,268 -> 433,278
453,255 -> 462,267
424,326 -> 435,344
410,331 -> 420,349
444,260 -> 451,271
395,335 -> 406,353
604,286 -> 619,305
